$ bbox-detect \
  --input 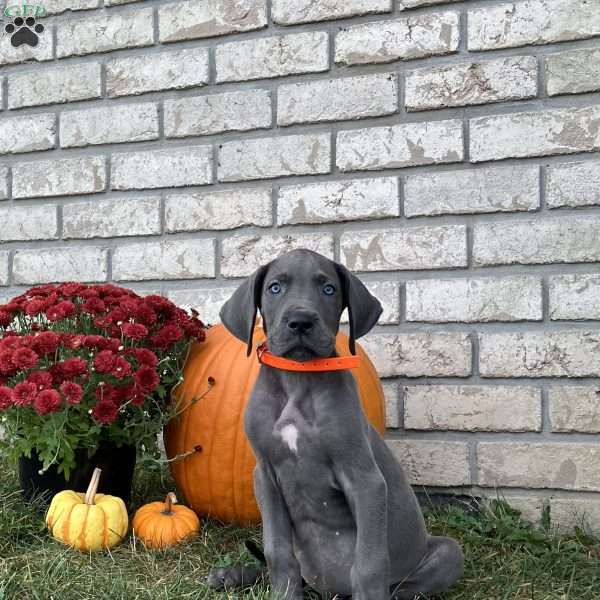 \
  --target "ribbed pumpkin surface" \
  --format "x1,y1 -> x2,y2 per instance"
164,324 -> 385,526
